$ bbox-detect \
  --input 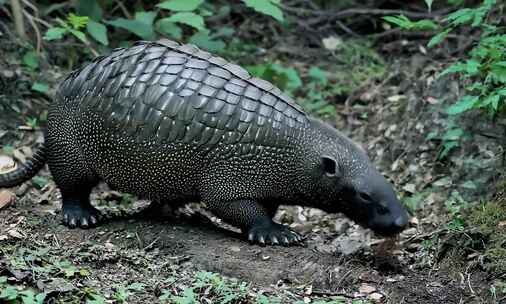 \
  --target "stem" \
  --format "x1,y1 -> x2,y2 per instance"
10,0 -> 27,40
